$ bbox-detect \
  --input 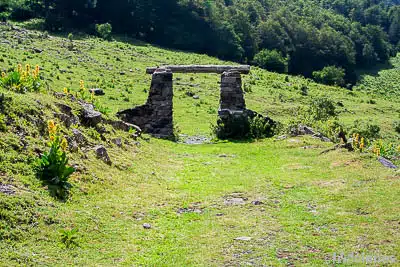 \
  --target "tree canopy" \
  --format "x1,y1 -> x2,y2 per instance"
1,0 -> 399,83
